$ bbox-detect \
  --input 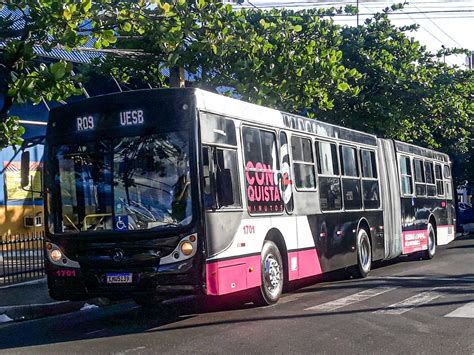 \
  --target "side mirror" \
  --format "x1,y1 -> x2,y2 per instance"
216,168 -> 234,207
20,151 -> 30,188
